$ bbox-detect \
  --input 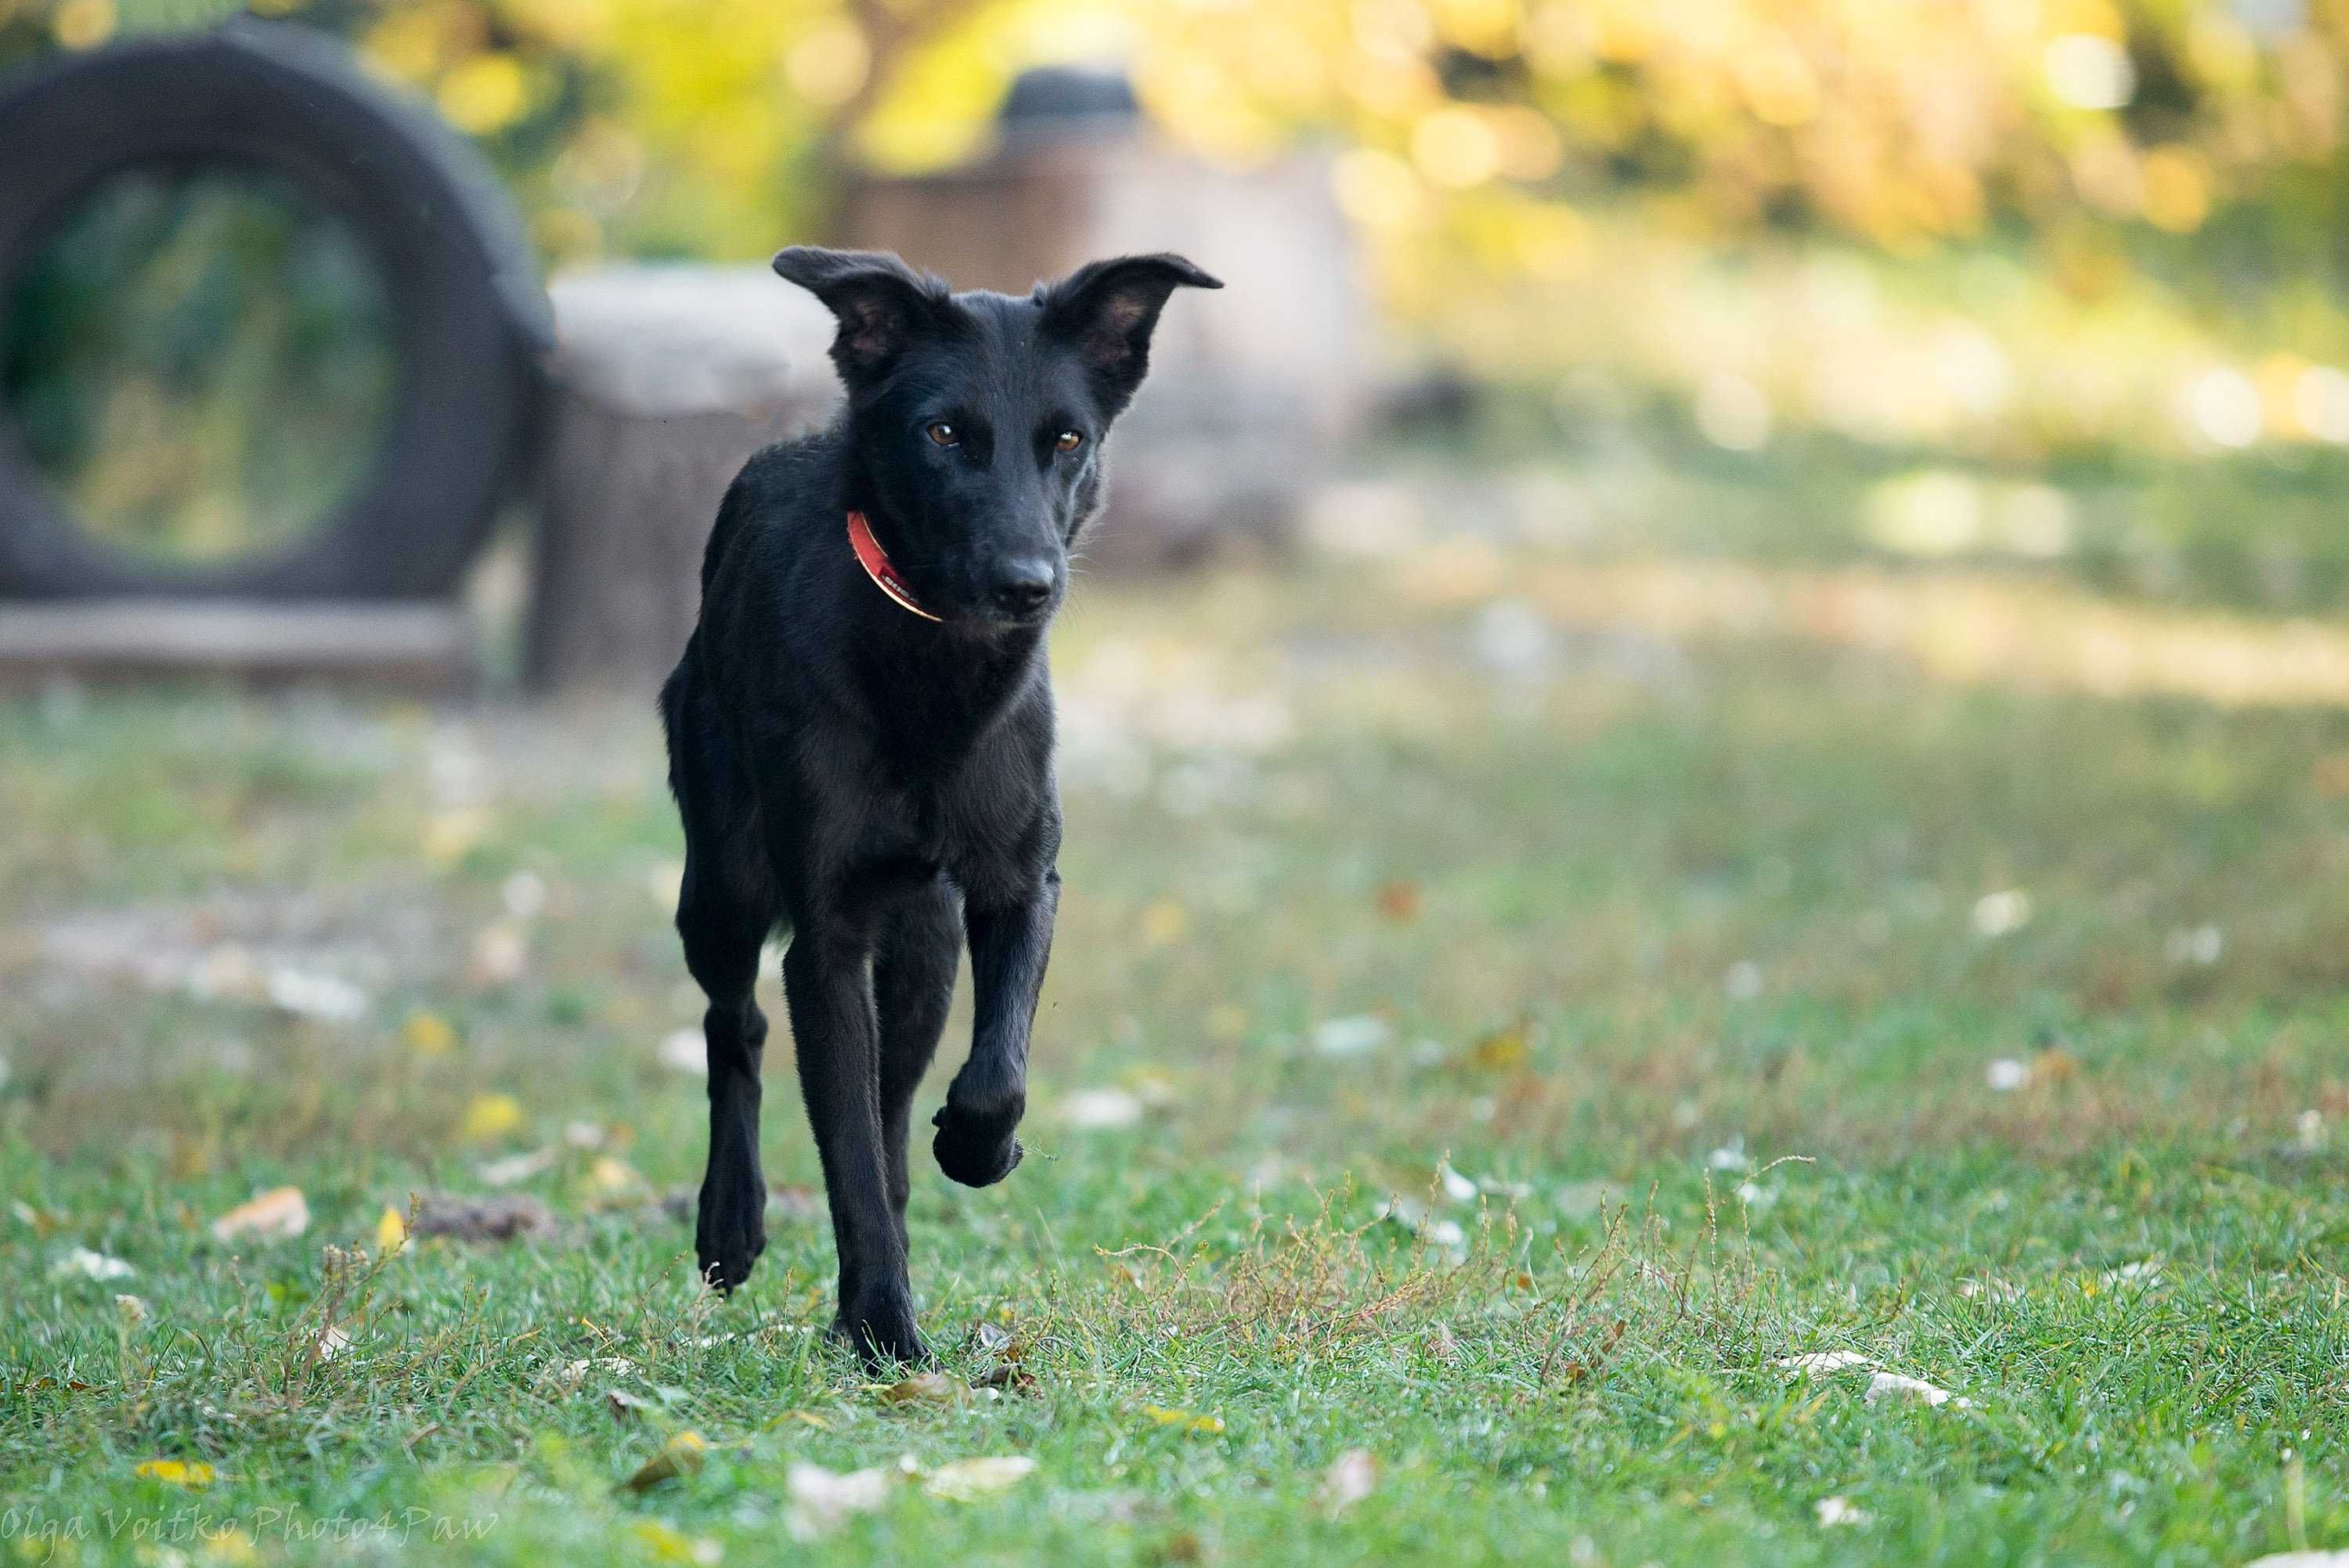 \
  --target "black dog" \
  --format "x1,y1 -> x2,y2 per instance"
659,245 -> 1219,1364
